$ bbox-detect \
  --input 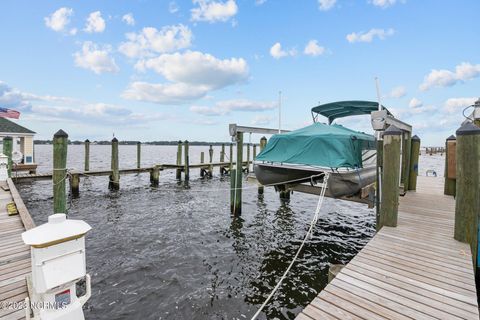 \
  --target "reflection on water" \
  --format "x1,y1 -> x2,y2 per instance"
18,145 -> 377,319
